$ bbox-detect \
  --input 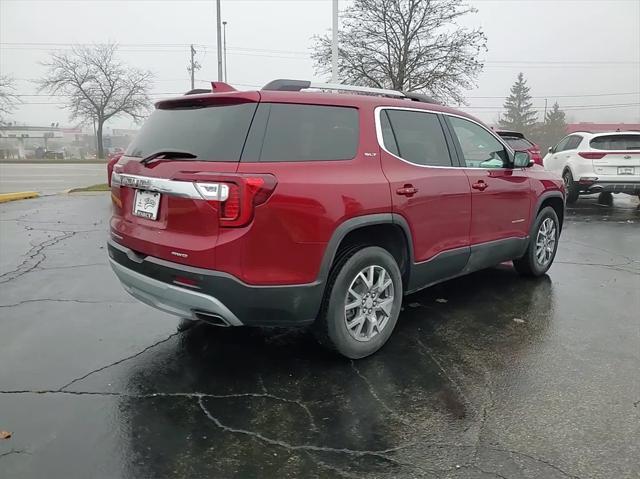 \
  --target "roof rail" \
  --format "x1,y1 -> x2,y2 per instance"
262,79 -> 421,100
403,91 -> 441,105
